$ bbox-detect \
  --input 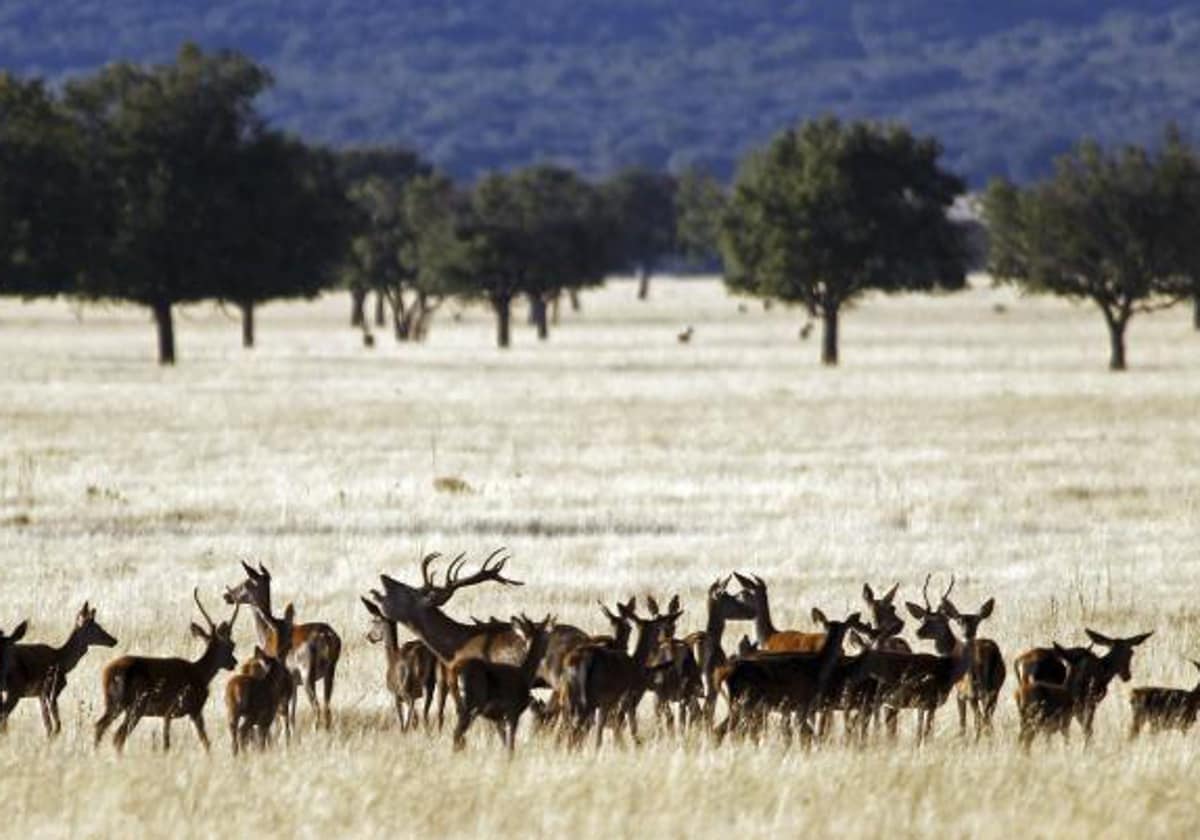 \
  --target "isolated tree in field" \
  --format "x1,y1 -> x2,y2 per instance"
603,168 -> 677,300
675,167 -> 727,269
219,136 -> 353,348
63,44 -> 272,365
721,117 -> 969,365
985,132 -> 1200,370
0,74 -> 90,301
